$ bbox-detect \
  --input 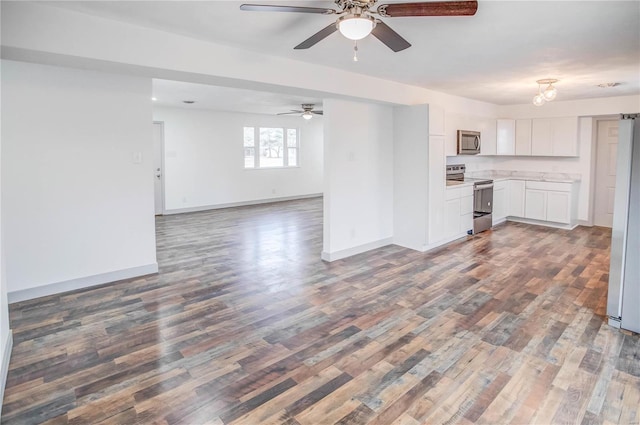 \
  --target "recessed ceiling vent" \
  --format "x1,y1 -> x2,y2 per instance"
597,83 -> 620,88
